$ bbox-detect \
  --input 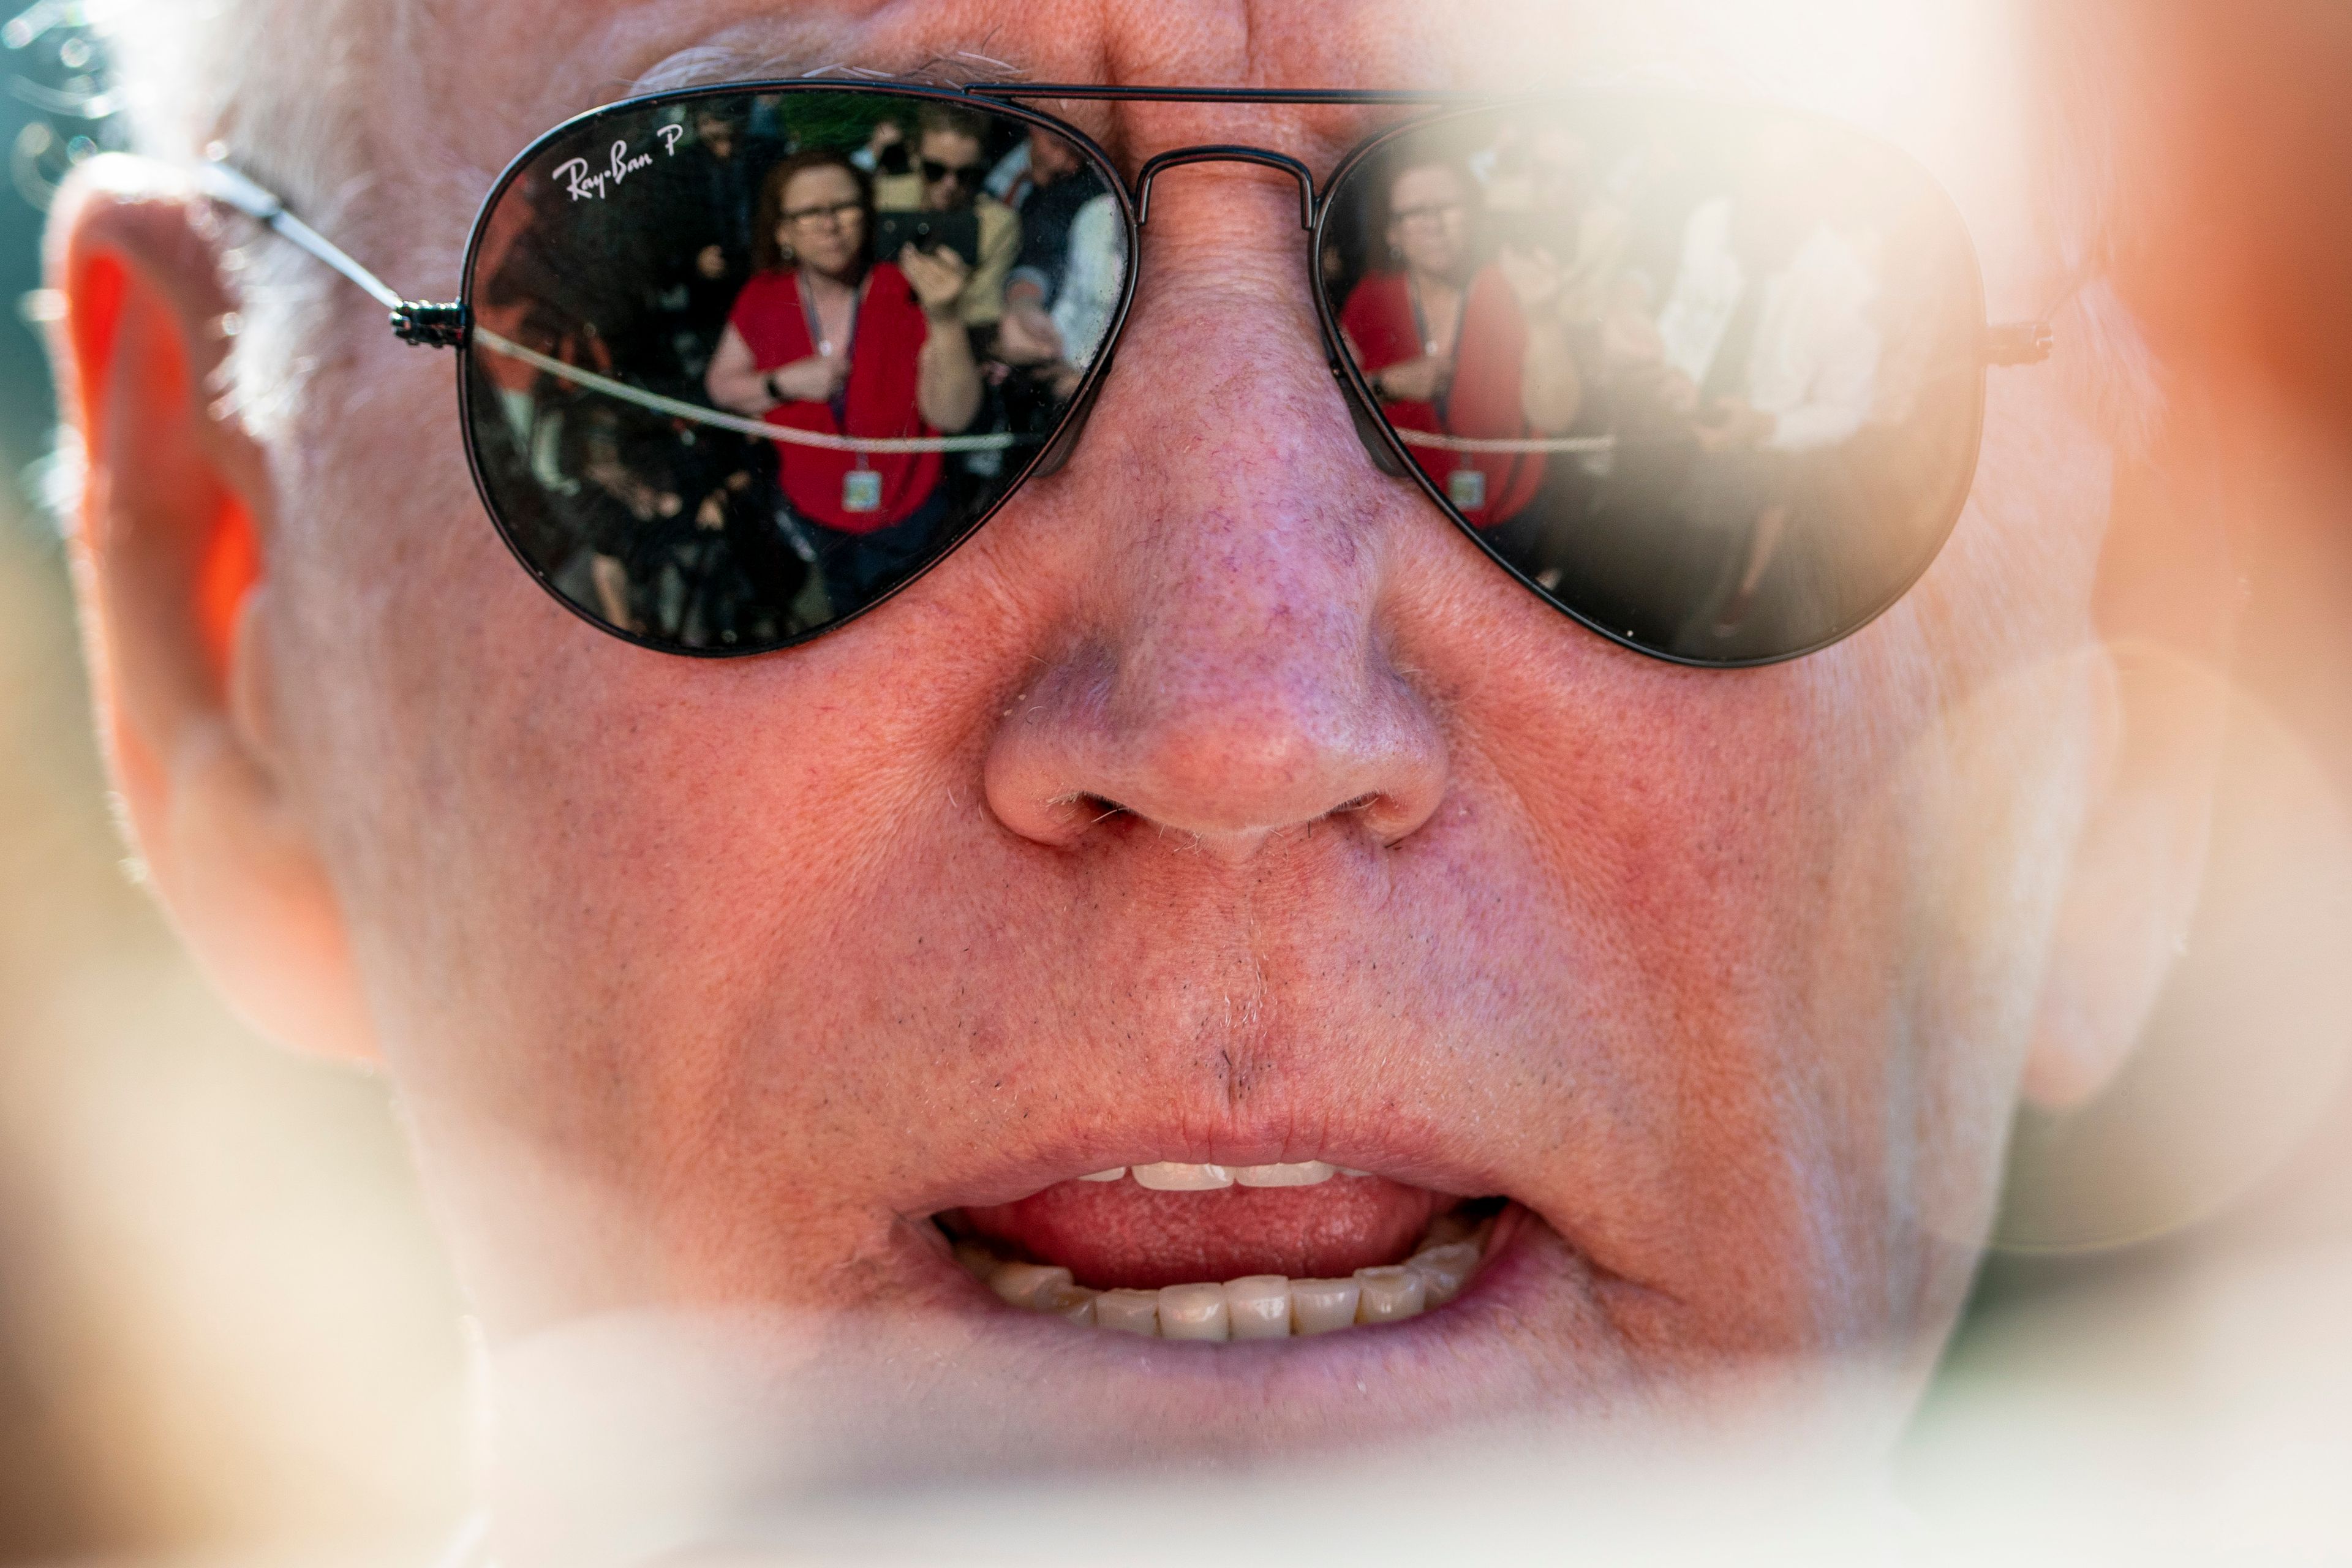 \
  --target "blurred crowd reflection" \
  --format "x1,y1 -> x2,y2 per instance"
466,94 -> 1128,649
464,94 -> 1985,660
1325,105 -> 1981,658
